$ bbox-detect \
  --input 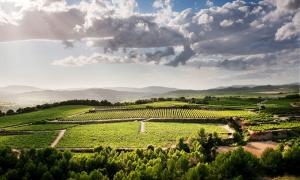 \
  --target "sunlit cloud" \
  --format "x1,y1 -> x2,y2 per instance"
0,0 -> 299,84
